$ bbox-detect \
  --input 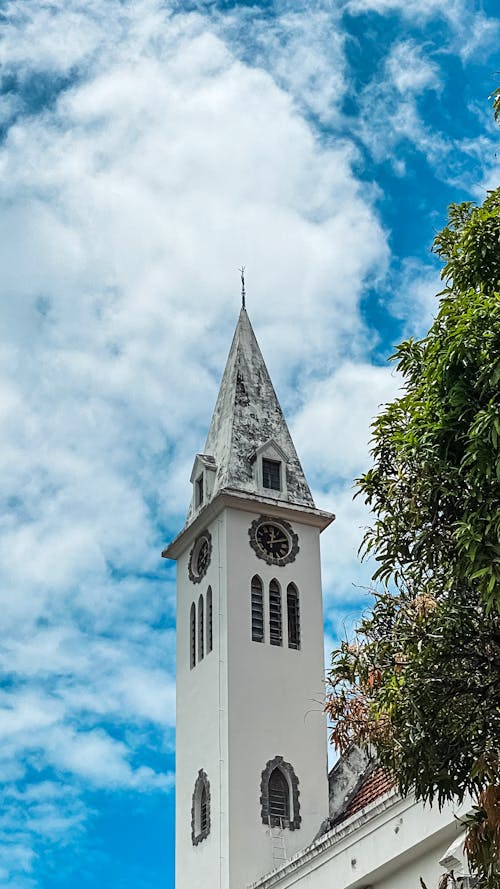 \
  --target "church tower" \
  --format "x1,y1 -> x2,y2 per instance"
163,305 -> 334,889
